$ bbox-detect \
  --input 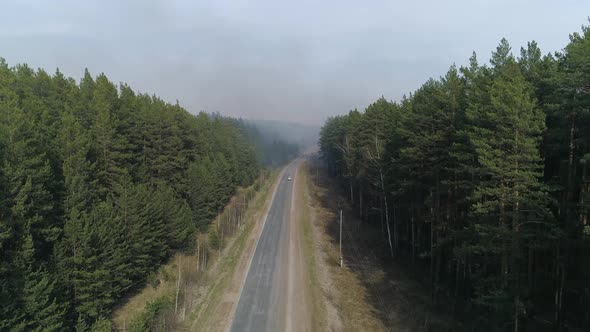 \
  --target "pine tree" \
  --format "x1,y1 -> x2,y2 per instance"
78,68 -> 96,128
2,101 -> 60,261
188,157 -> 218,229
61,108 -> 94,214
465,41 -> 552,328
156,184 -> 193,249
139,100 -> 184,187
70,205 -> 112,322
90,73 -> 128,197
